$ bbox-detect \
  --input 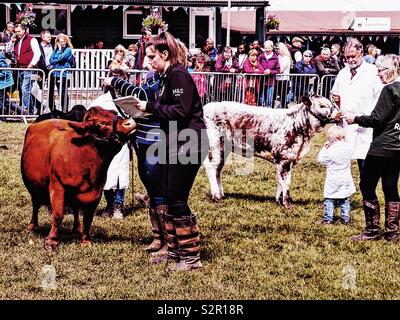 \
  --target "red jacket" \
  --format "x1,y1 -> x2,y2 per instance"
14,34 -> 34,68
